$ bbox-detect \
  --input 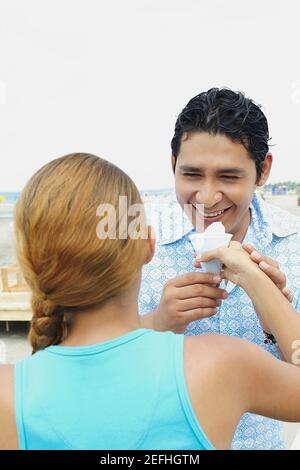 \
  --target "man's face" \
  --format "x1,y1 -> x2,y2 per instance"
173,132 -> 267,241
